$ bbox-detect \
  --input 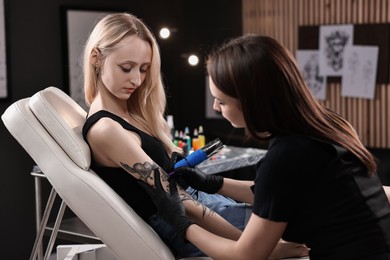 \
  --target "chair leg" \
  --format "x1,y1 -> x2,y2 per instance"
33,171 -> 43,260
30,188 -> 57,260
43,200 -> 66,260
